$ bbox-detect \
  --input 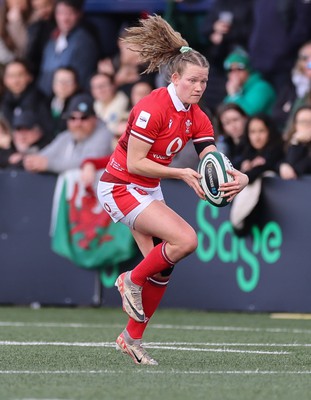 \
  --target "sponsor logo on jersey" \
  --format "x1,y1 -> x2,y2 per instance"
136,110 -> 151,129
166,137 -> 183,156
153,154 -> 170,160
110,158 -> 124,172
